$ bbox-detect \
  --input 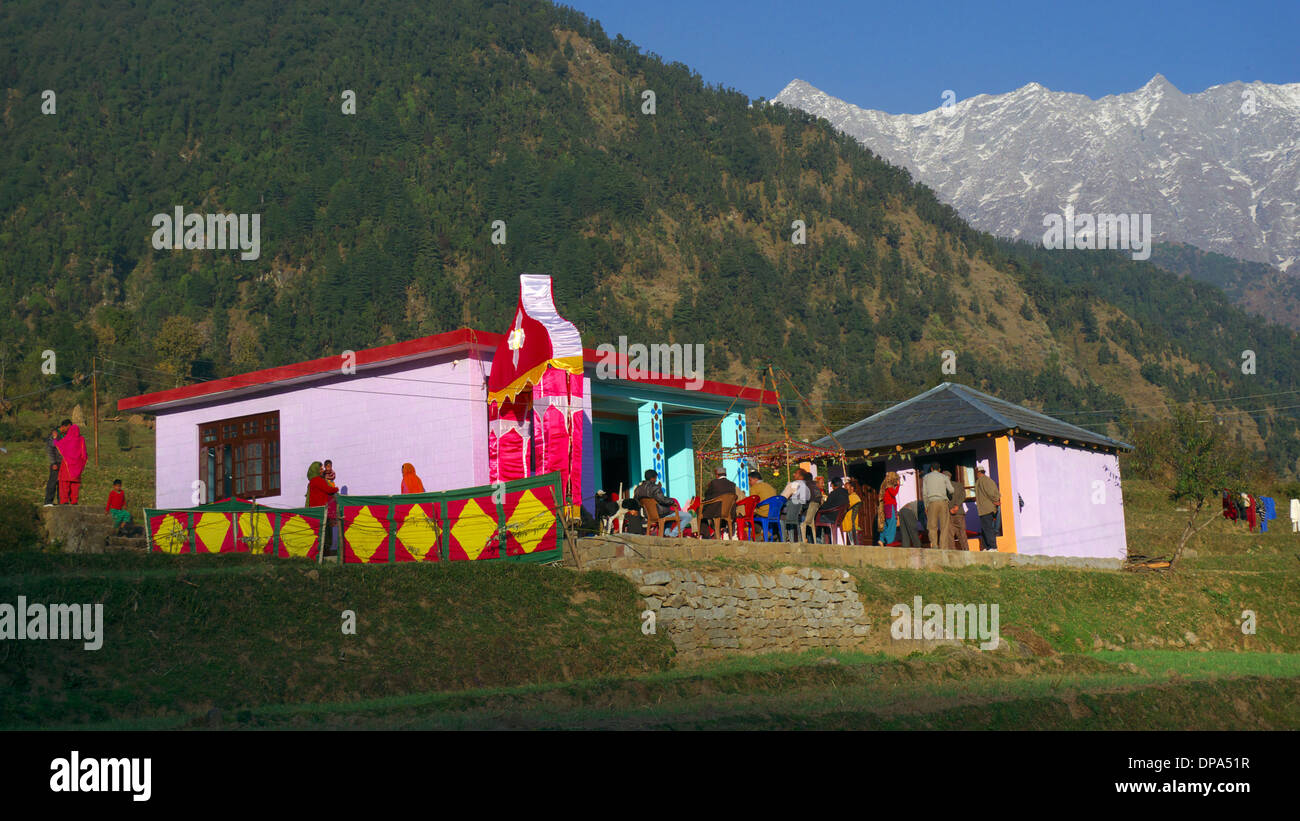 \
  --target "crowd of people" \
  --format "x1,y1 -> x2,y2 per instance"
601,461 -> 1003,550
